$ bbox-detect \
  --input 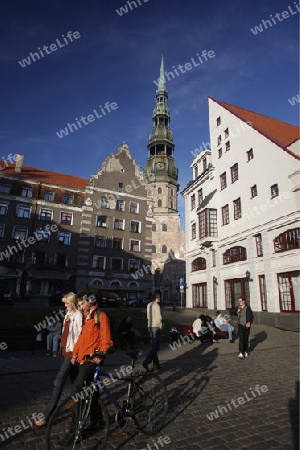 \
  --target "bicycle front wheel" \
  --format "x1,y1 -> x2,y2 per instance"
132,372 -> 168,435
45,393 -> 110,450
